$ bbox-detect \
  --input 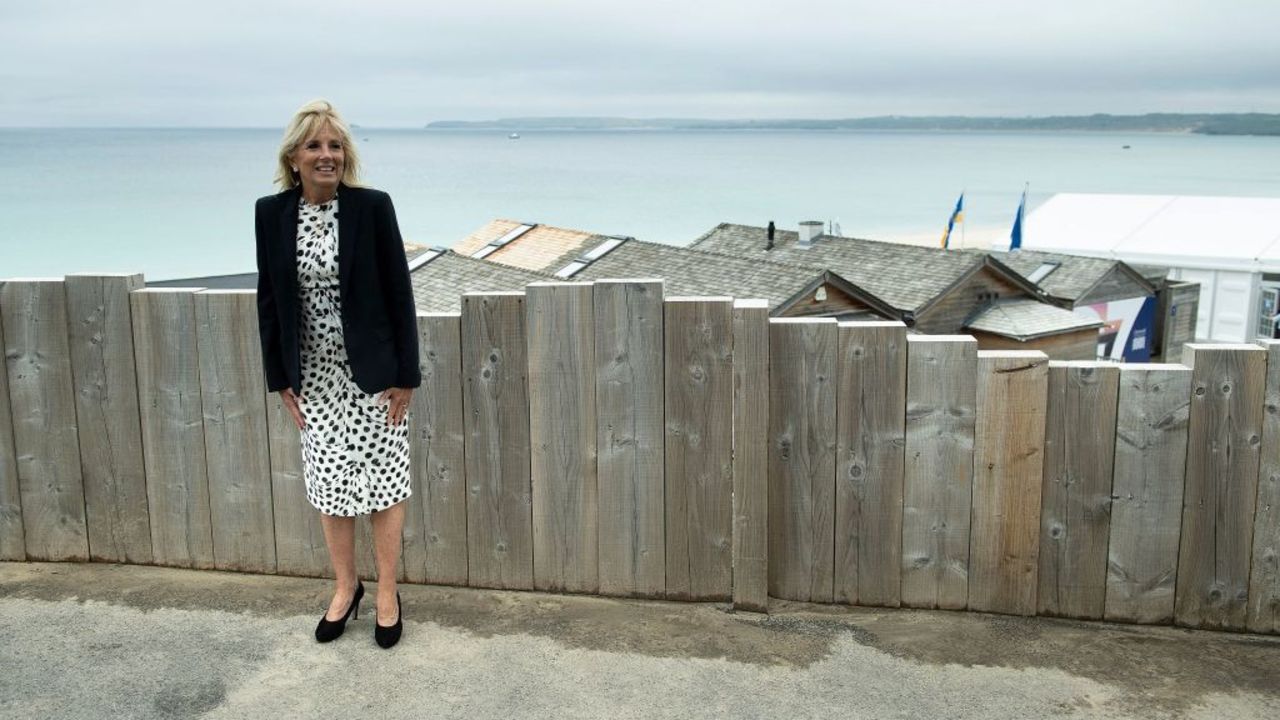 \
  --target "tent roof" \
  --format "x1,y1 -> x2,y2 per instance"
1026,193 -> 1280,270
